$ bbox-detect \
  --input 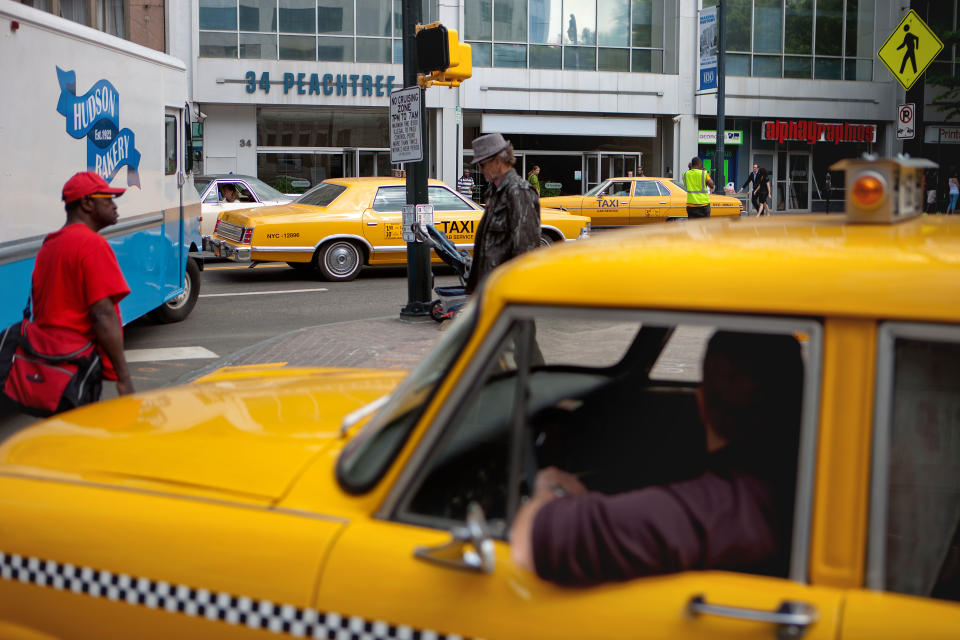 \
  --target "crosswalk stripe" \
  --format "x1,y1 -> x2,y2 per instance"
125,347 -> 219,362
200,288 -> 328,298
